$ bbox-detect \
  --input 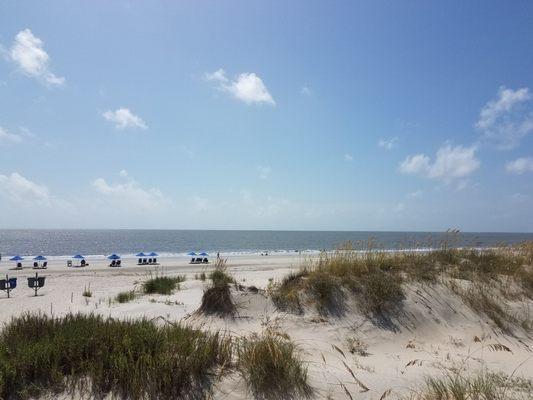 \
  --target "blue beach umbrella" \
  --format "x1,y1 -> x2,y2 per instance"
136,252 -> 146,257
33,255 -> 47,261
148,252 -> 158,257
10,255 -> 23,261
187,251 -> 197,256
199,252 -> 208,256
107,254 -> 121,260
72,254 -> 85,259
